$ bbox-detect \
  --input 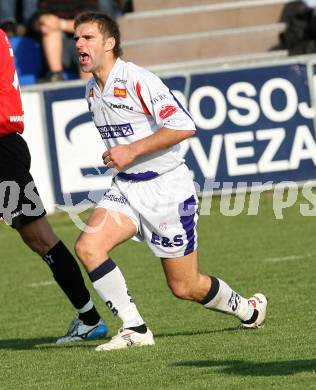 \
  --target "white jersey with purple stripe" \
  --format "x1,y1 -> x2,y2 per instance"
85,58 -> 196,181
